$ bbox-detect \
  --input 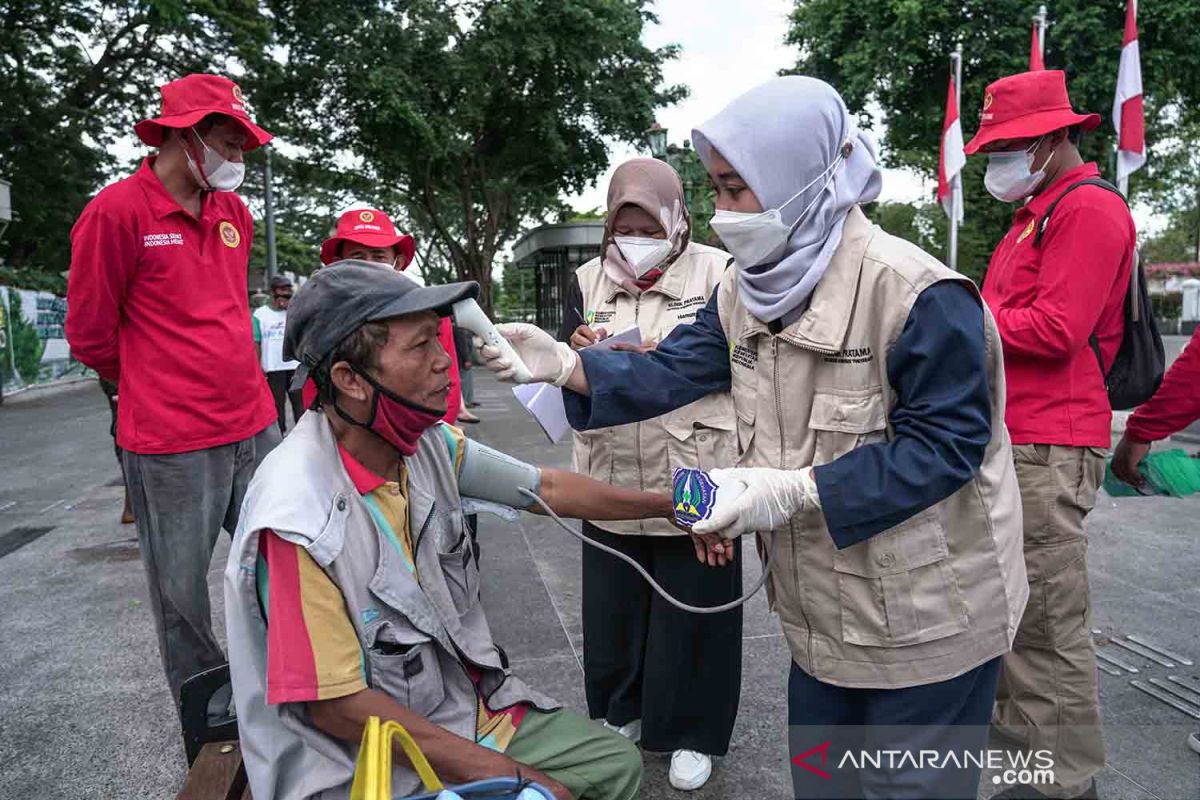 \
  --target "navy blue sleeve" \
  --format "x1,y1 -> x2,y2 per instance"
563,287 -> 732,430
813,282 -> 992,549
